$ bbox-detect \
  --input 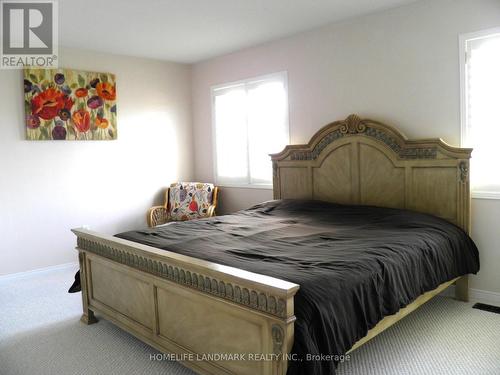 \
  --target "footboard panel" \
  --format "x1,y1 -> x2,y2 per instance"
156,283 -> 270,375
74,228 -> 299,375
90,257 -> 154,332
